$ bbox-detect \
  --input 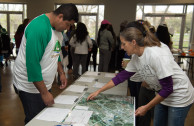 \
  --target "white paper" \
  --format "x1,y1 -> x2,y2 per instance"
36,108 -> 70,122
75,105 -> 89,110
65,110 -> 93,124
104,73 -> 115,78
66,85 -> 87,93
84,71 -> 99,76
54,95 -> 79,105
93,82 -> 106,88
77,77 -> 95,82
